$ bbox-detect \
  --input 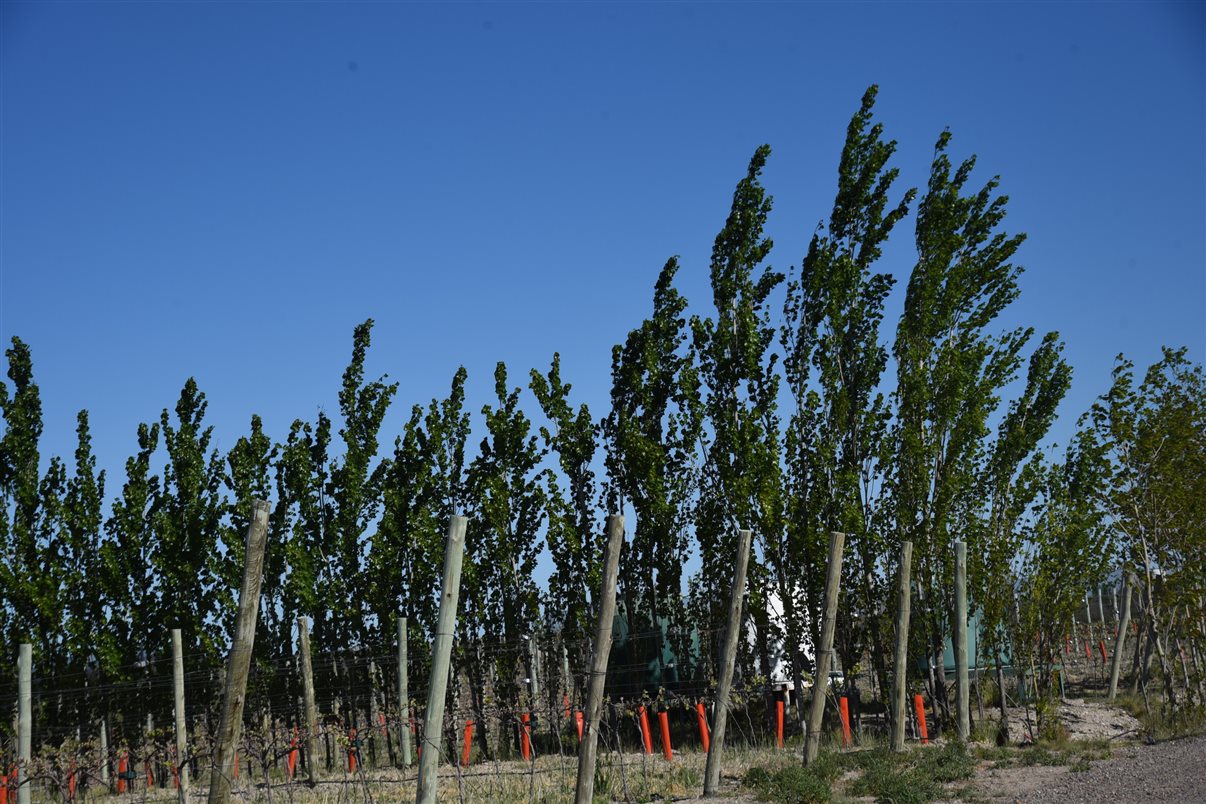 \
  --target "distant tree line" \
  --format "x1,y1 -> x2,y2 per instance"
2,86 -> 1202,749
